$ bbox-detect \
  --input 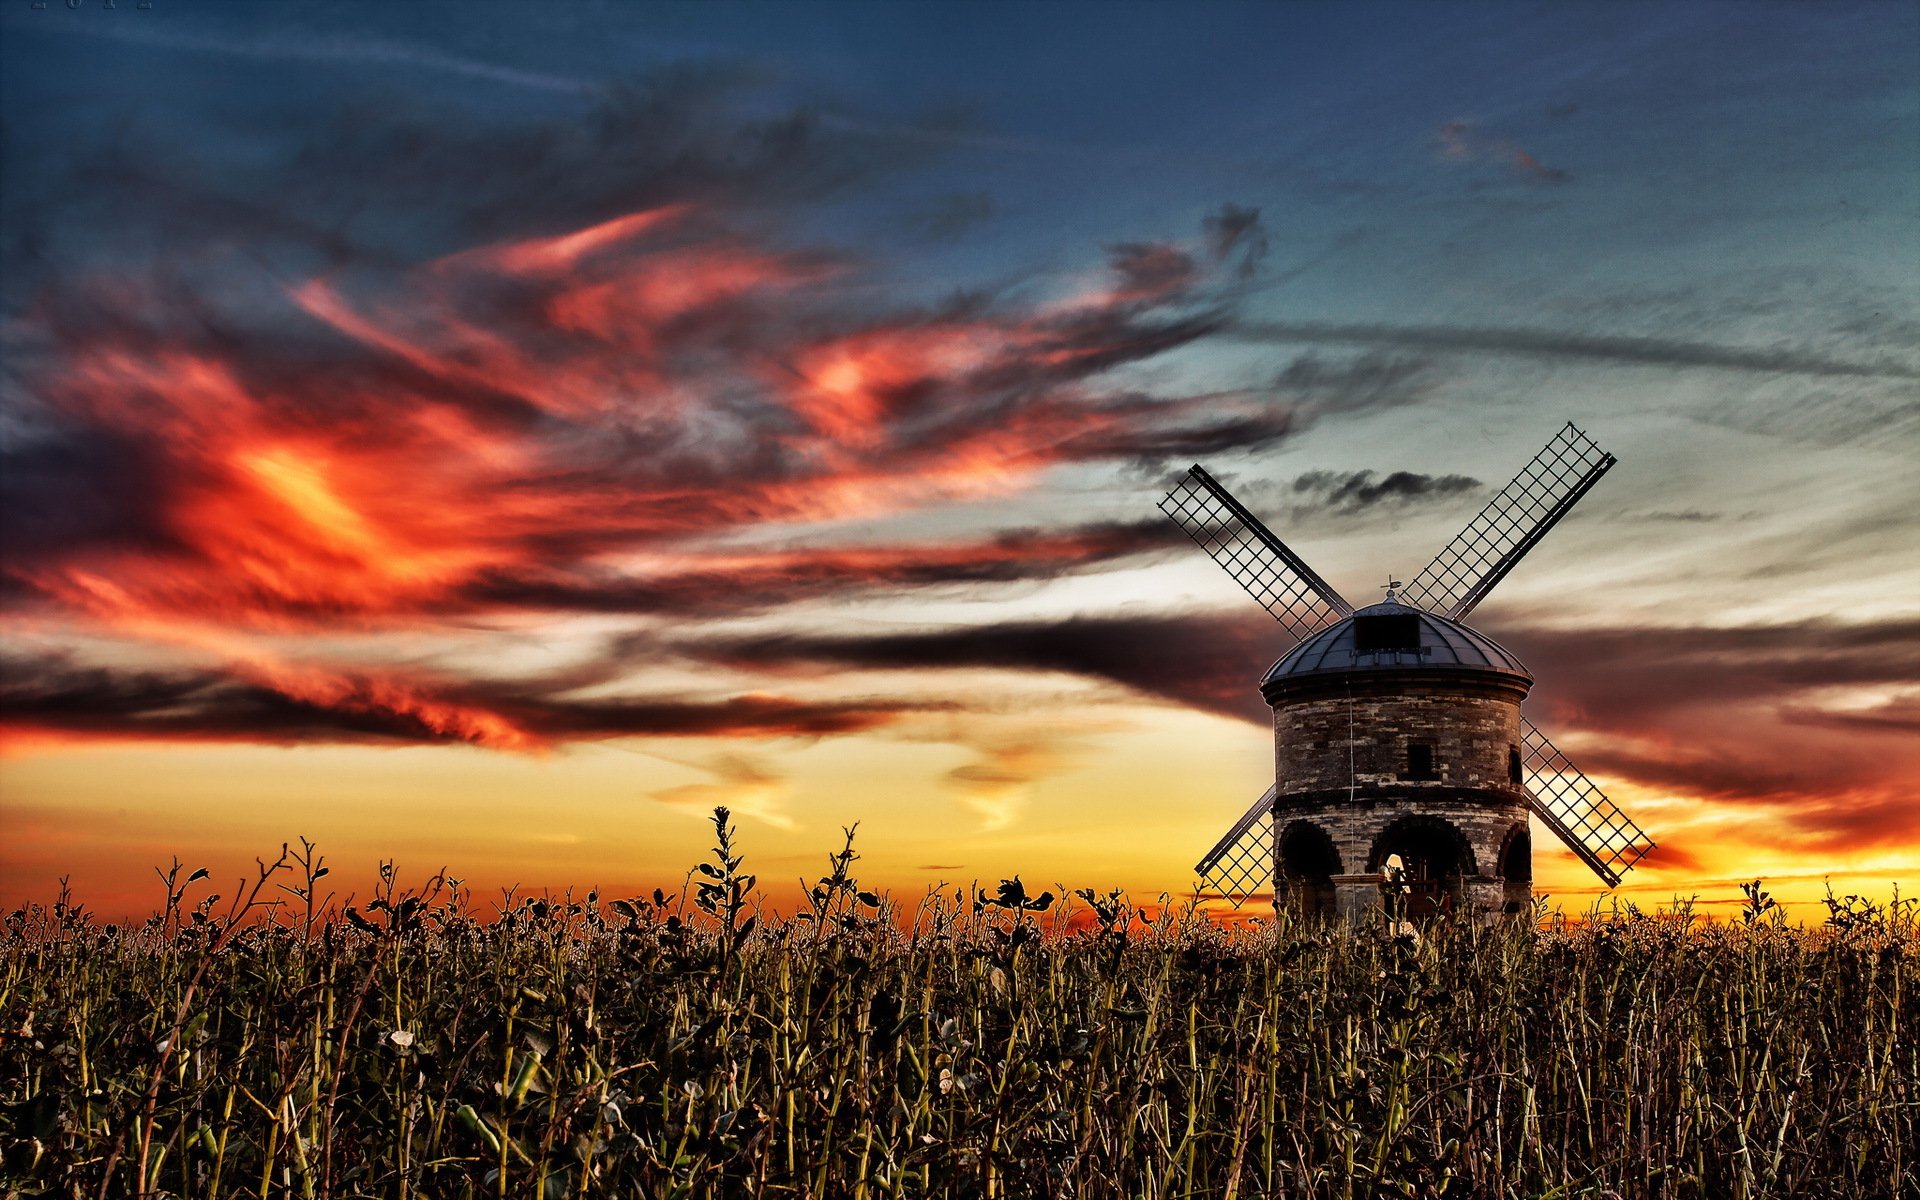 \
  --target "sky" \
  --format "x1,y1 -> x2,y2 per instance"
1,0 -> 1915,920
